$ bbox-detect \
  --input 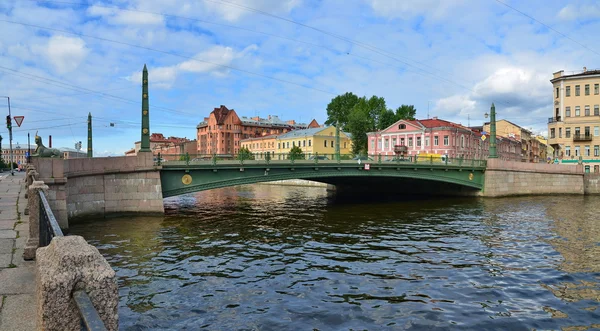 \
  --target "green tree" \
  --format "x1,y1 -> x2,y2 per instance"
288,145 -> 305,160
395,104 -> 417,121
365,95 -> 388,130
325,92 -> 360,130
378,109 -> 398,130
347,98 -> 375,155
237,146 -> 254,161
